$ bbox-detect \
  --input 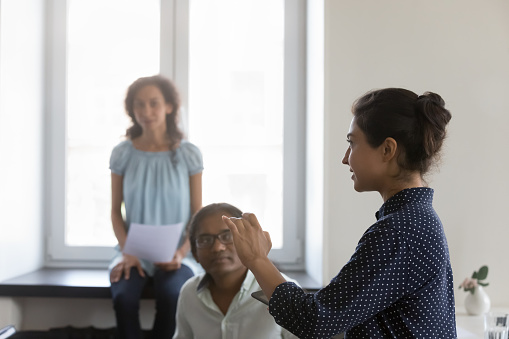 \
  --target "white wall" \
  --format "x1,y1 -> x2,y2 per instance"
0,0 -> 45,328
323,0 -> 509,307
